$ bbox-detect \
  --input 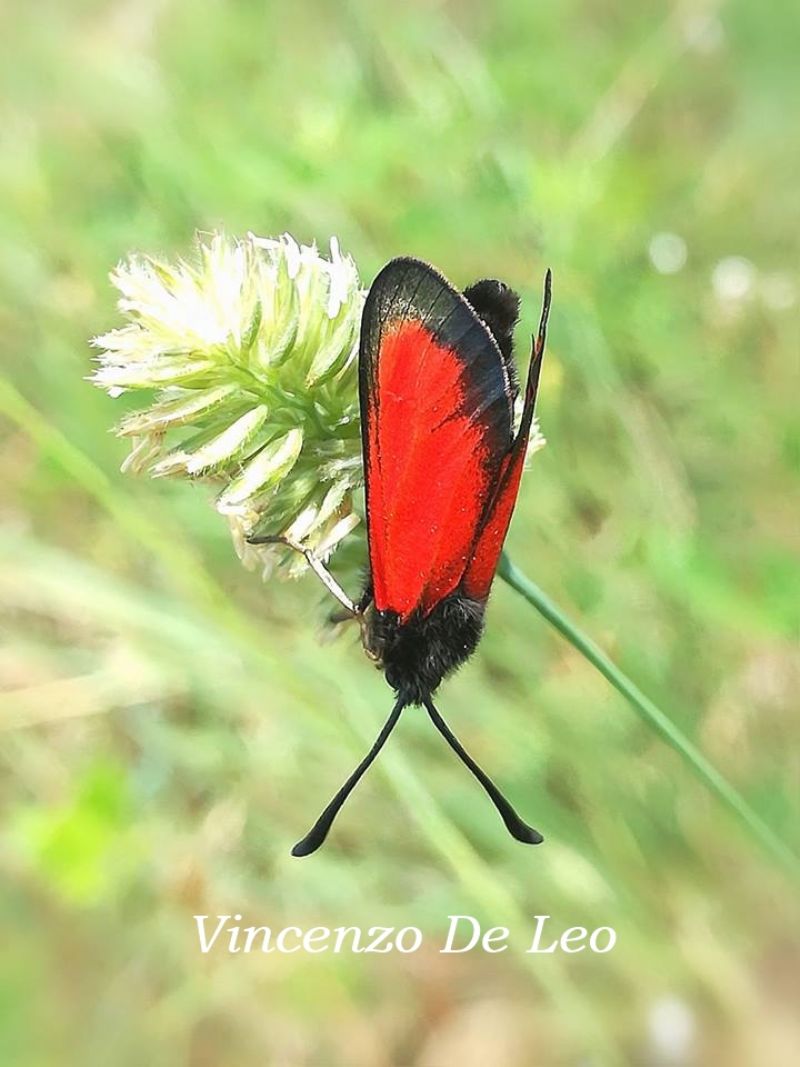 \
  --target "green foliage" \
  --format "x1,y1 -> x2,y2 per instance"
10,761 -> 136,905
0,1 -> 798,1065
